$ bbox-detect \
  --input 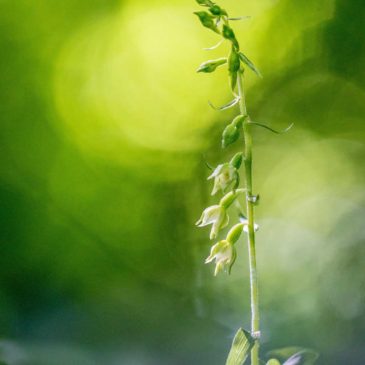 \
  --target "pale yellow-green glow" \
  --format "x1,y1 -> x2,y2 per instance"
53,0 -> 335,180
53,2 -> 234,179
